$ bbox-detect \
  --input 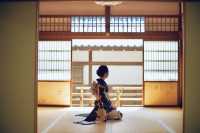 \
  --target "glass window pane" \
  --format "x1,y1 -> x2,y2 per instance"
92,65 -> 143,85
83,65 -> 89,85
72,50 -> 89,62
92,51 -> 143,62
72,39 -> 143,47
